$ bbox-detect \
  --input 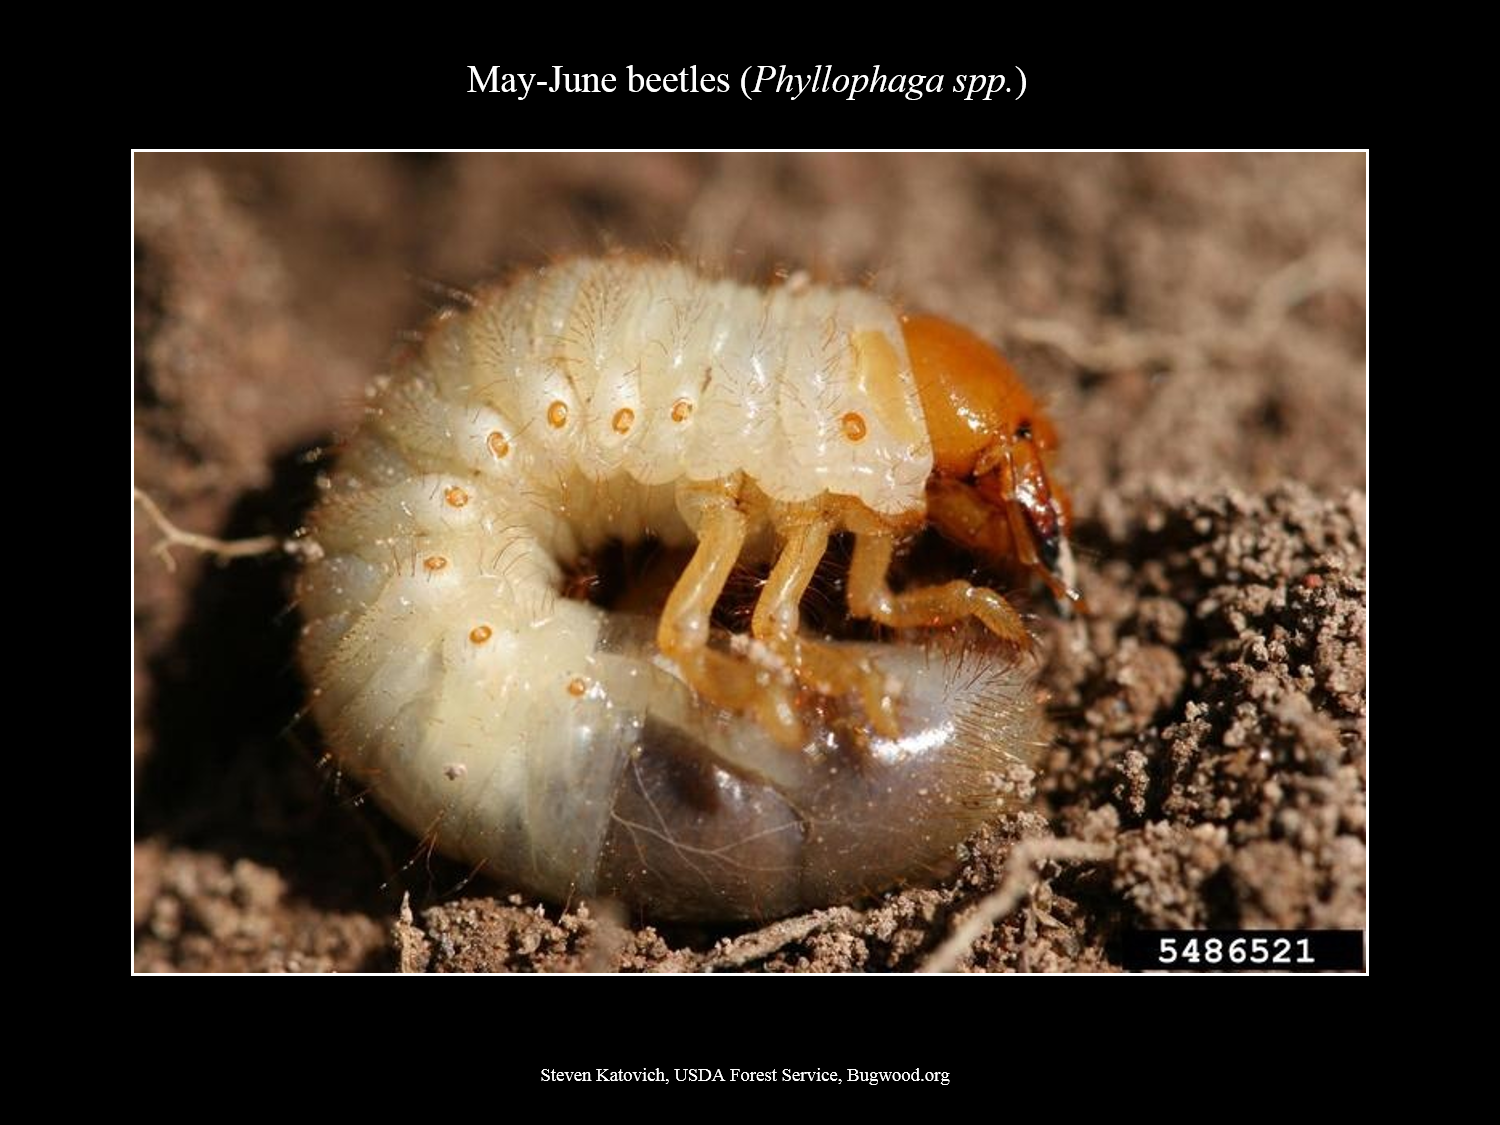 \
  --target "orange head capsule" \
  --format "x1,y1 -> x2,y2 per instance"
904,314 -> 1081,609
